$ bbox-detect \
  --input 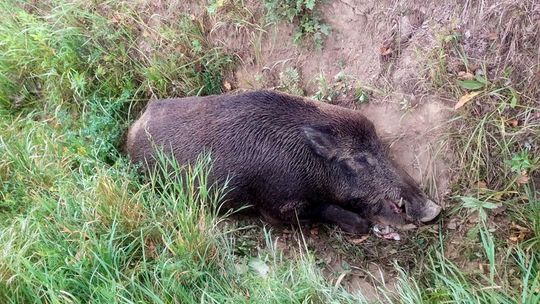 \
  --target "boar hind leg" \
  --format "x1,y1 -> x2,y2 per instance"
314,204 -> 369,235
